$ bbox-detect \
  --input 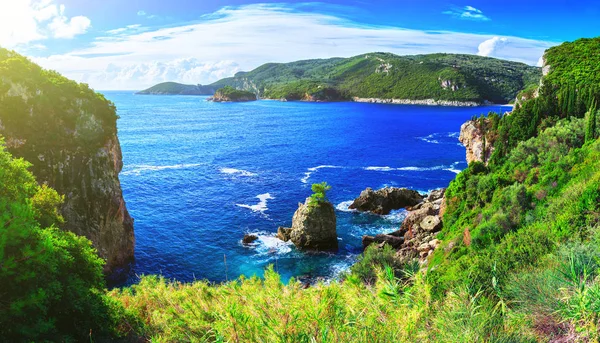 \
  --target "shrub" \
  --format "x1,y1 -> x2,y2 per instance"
307,181 -> 331,208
